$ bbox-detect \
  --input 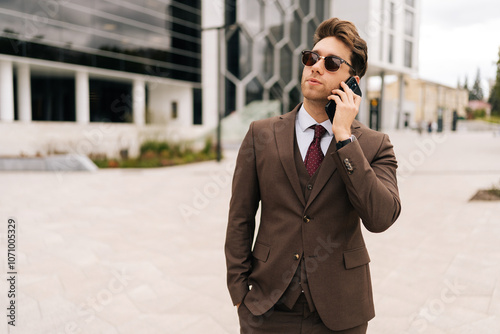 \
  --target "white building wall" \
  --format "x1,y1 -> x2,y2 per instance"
148,83 -> 193,127
330,0 -> 372,126
0,60 -> 14,122
363,0 -> 420,74
331,0 -> 371,38
0,121 -> 141,158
